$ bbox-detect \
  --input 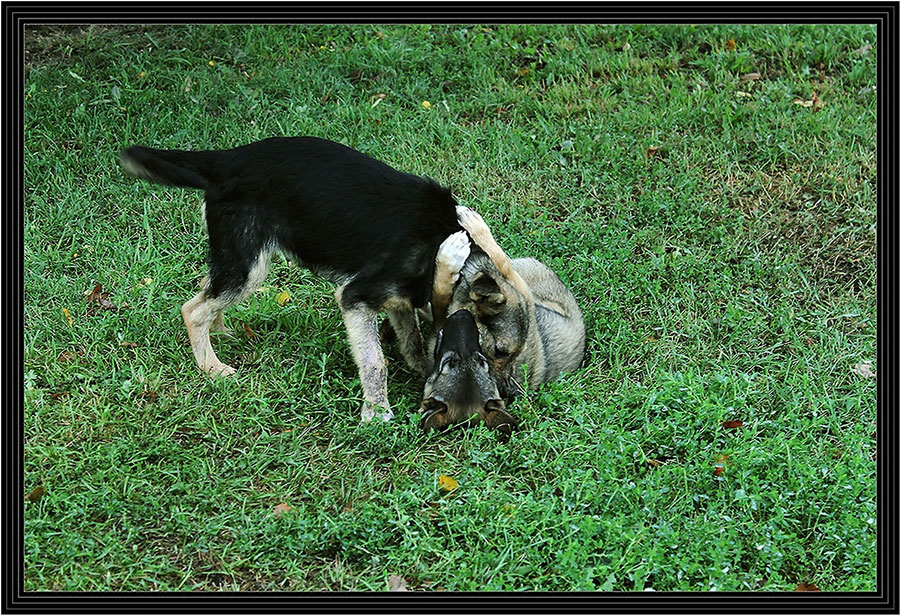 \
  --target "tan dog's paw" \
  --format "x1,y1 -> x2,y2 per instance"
436,230 -> 471,284
455,206 -> 493,245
